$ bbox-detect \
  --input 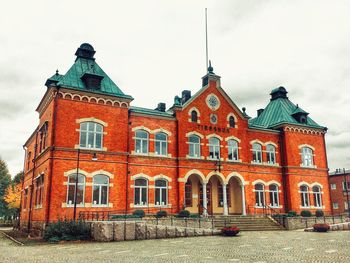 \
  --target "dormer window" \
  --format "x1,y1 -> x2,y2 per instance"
81,73 -> 103,90
291,105 -> 309,124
